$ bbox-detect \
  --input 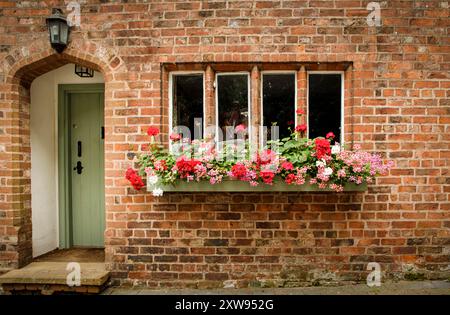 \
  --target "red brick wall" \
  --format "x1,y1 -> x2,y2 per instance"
0,1 -> 449,287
